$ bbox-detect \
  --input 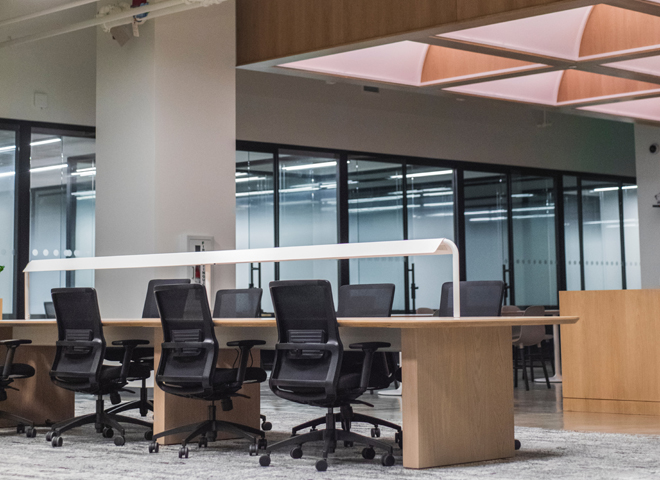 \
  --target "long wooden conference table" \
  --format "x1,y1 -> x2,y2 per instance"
0,314 -> 577,469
